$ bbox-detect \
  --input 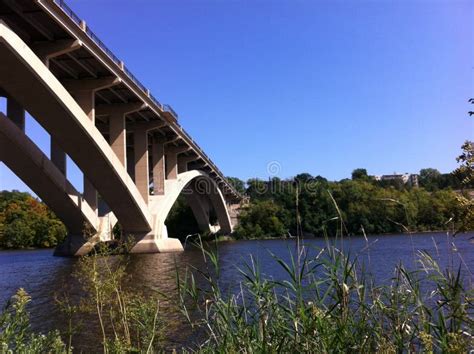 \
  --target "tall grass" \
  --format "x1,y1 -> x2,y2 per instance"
56,242 -> 165,353
177,235 -> 473,353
